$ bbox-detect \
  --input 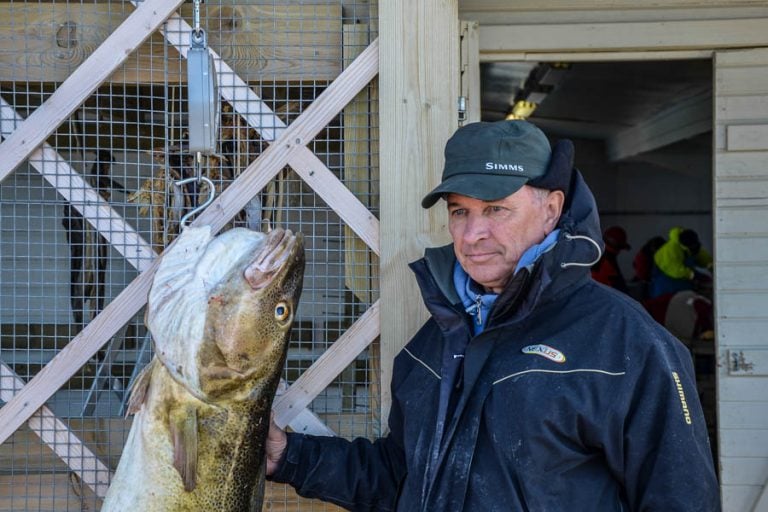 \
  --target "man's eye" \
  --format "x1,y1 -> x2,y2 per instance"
450,209 -> 466,217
